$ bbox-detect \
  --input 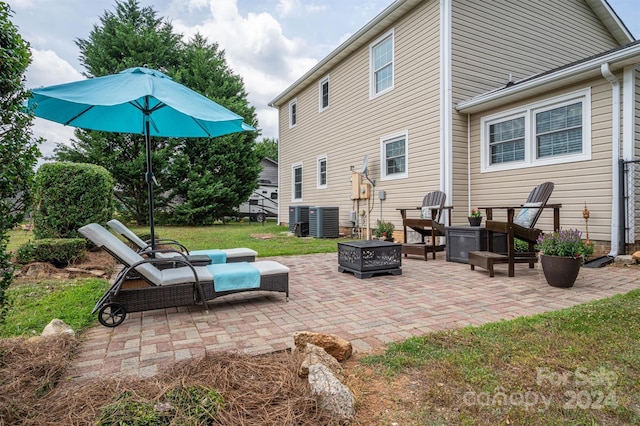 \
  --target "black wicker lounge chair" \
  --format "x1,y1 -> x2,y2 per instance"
79,223 -> 289,327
